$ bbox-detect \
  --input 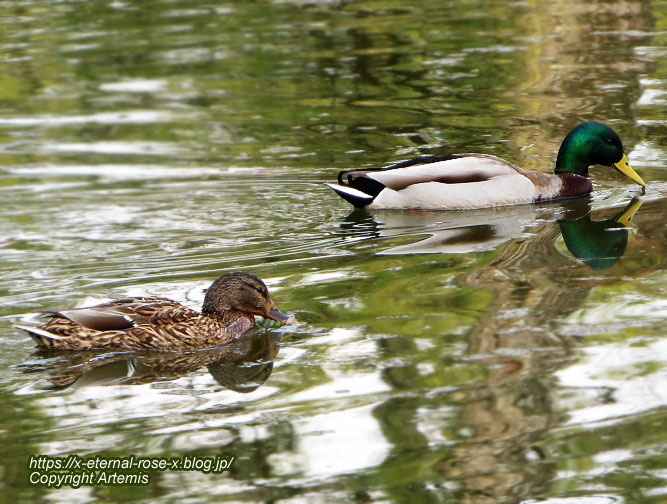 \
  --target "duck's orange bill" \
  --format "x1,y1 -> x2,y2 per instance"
267,308 -> 296,325
614,154 -> 646,188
